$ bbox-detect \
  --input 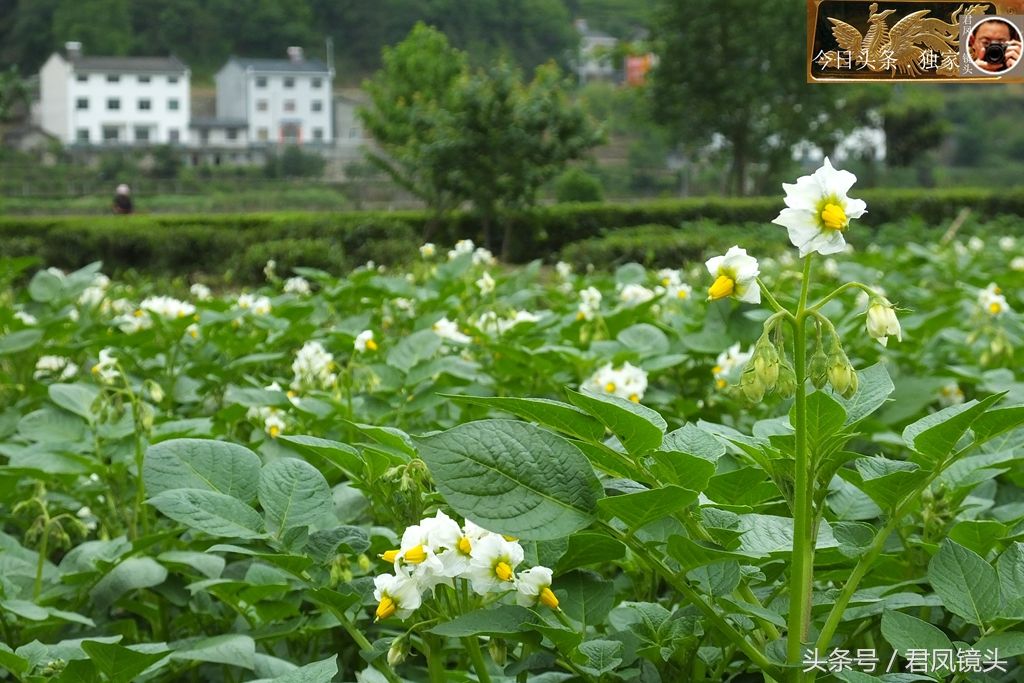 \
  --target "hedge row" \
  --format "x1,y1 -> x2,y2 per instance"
2,187 -> 1022,280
